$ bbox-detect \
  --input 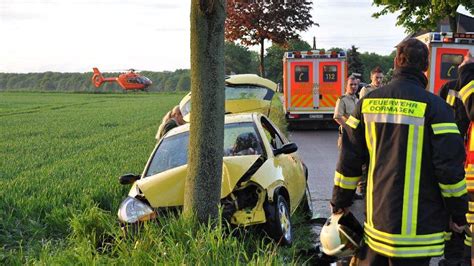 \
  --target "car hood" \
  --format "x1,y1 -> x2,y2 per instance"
133,155 -> 262,207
